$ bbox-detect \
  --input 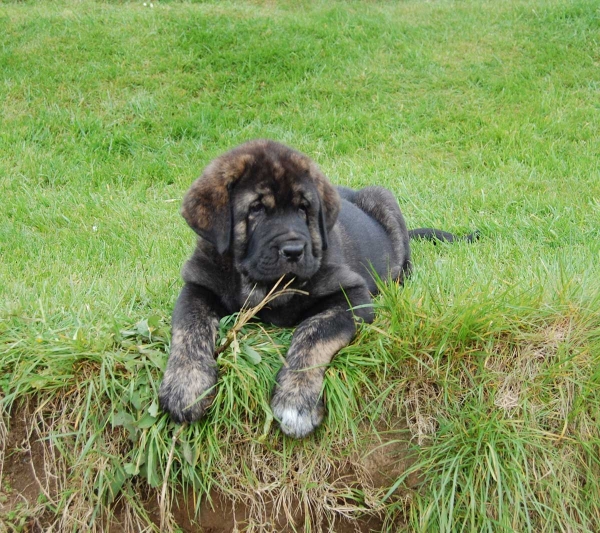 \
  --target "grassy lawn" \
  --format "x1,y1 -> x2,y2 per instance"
1,0 -> 599,531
